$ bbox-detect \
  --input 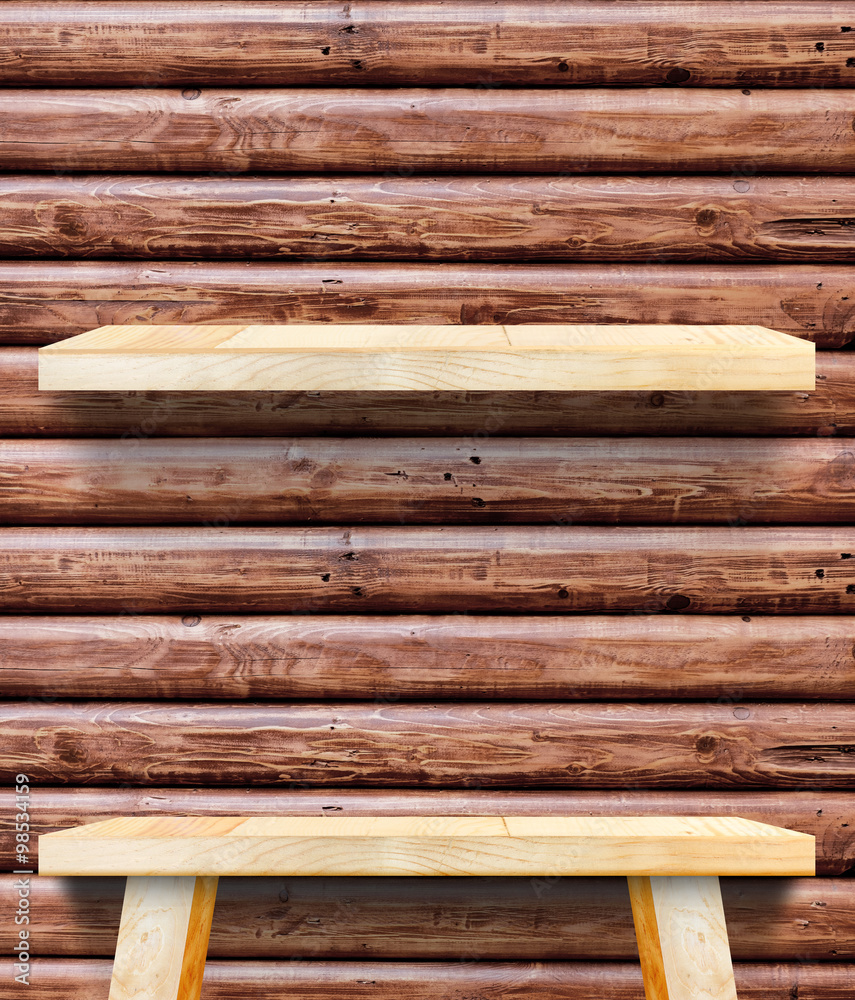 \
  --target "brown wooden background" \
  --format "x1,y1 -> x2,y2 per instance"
1,2 -> 855,996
